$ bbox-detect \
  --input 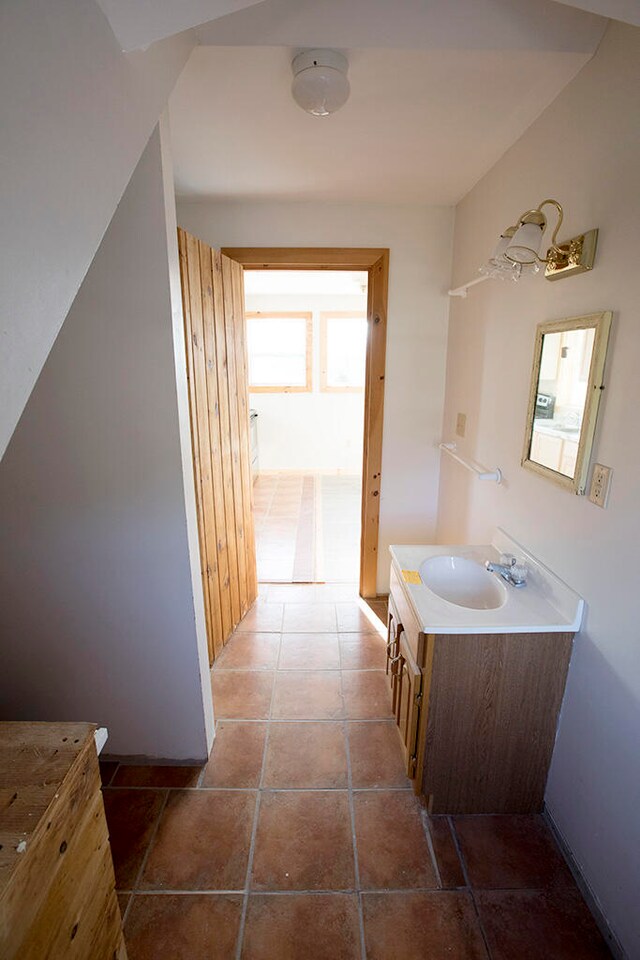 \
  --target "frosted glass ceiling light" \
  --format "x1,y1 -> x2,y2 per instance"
291,50 -> 350,117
